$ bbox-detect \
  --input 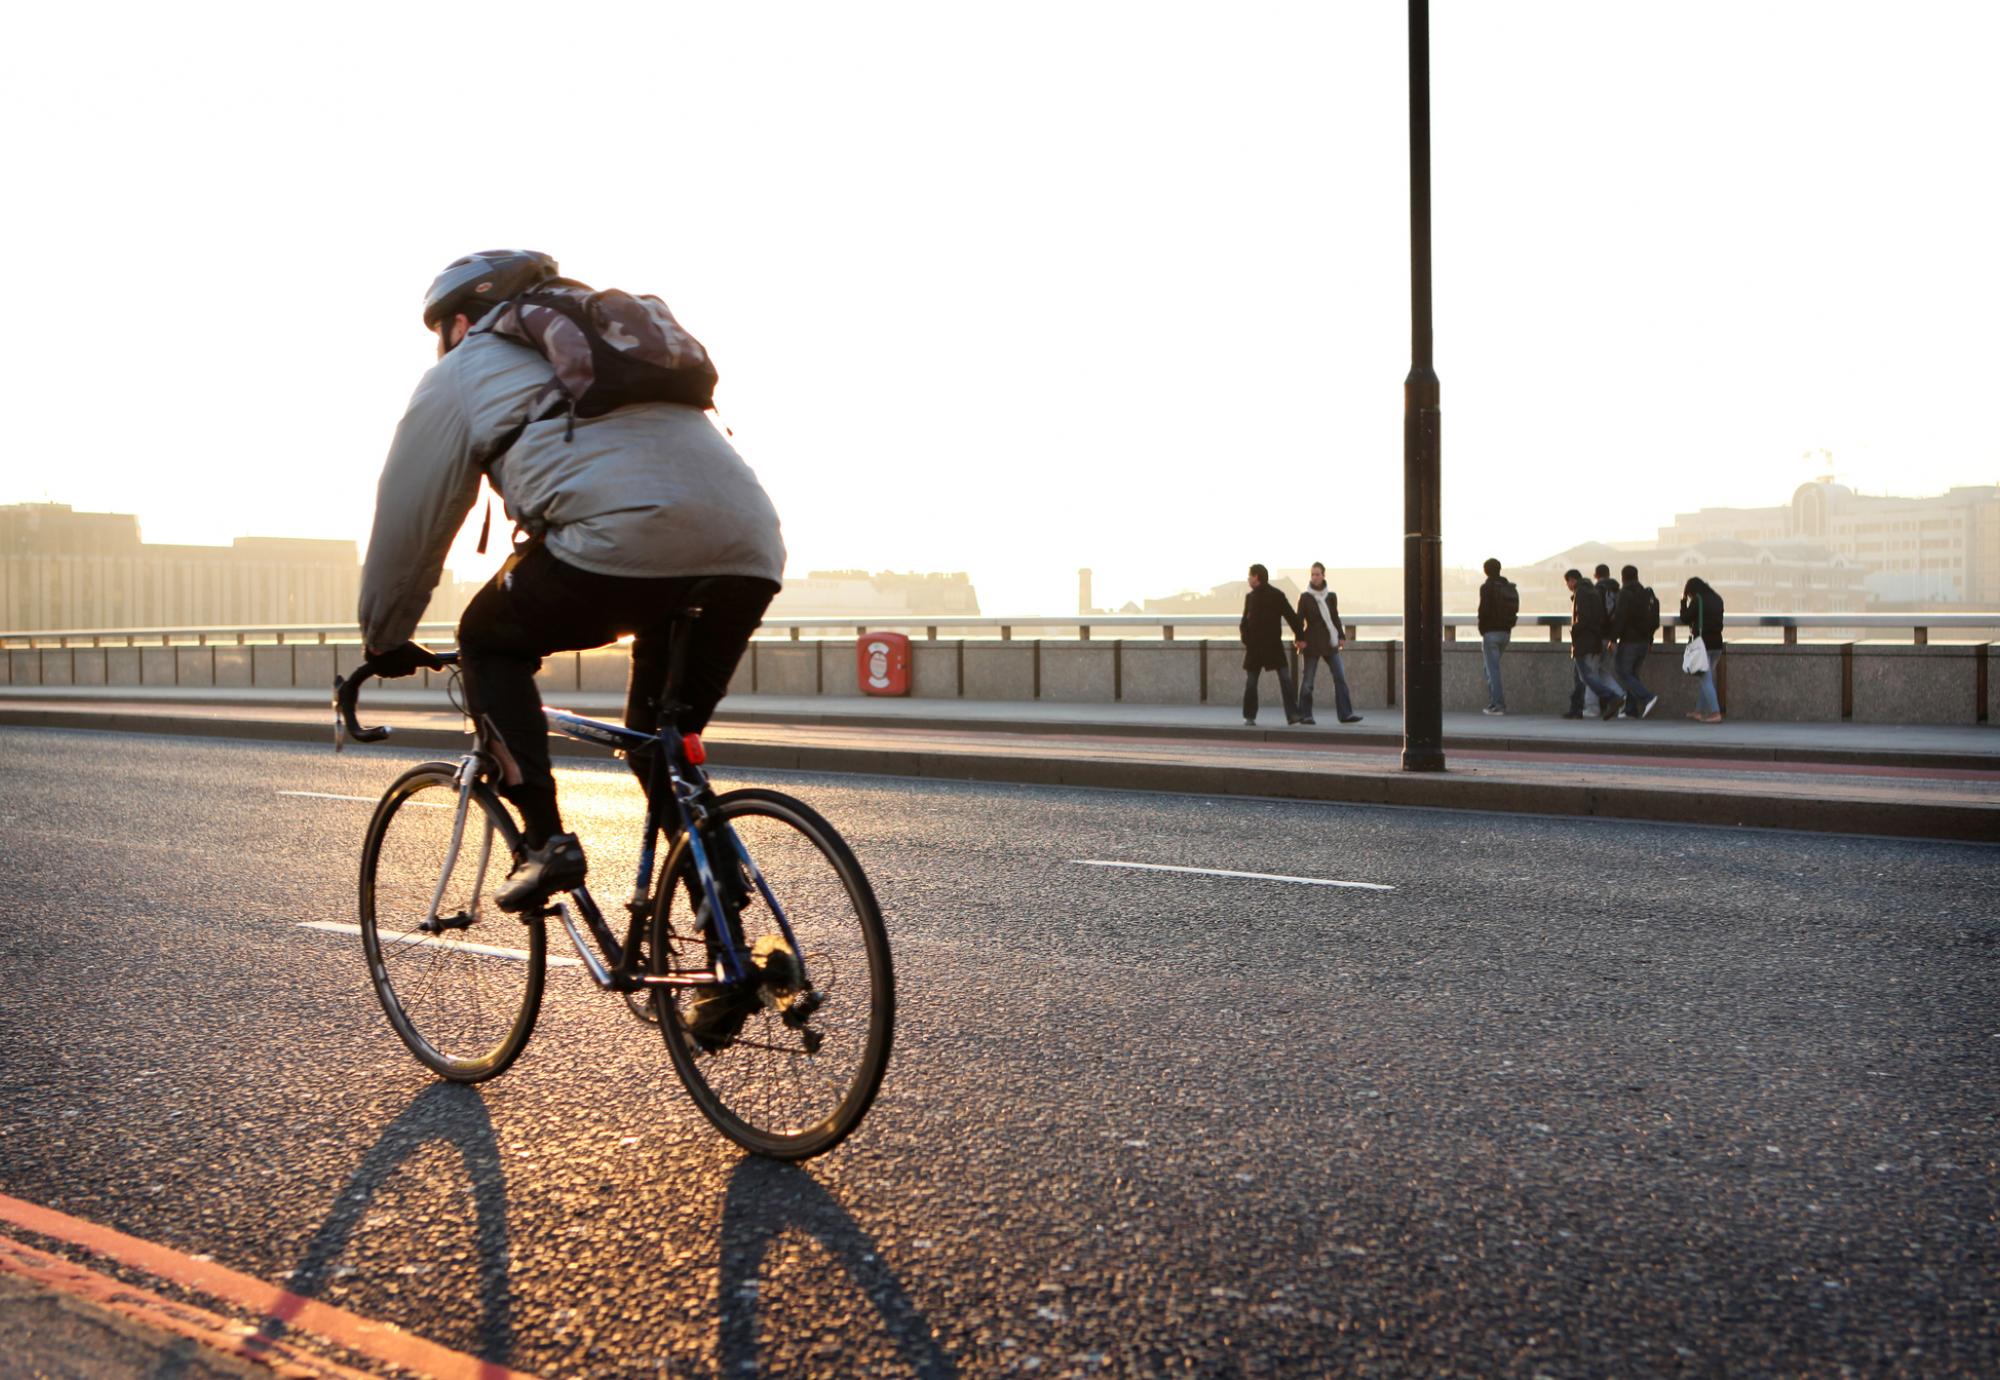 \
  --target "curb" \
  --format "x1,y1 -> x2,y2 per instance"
4,704 -> 1994,844
5,688 -> 1992,770
713,709 -> 1992,772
